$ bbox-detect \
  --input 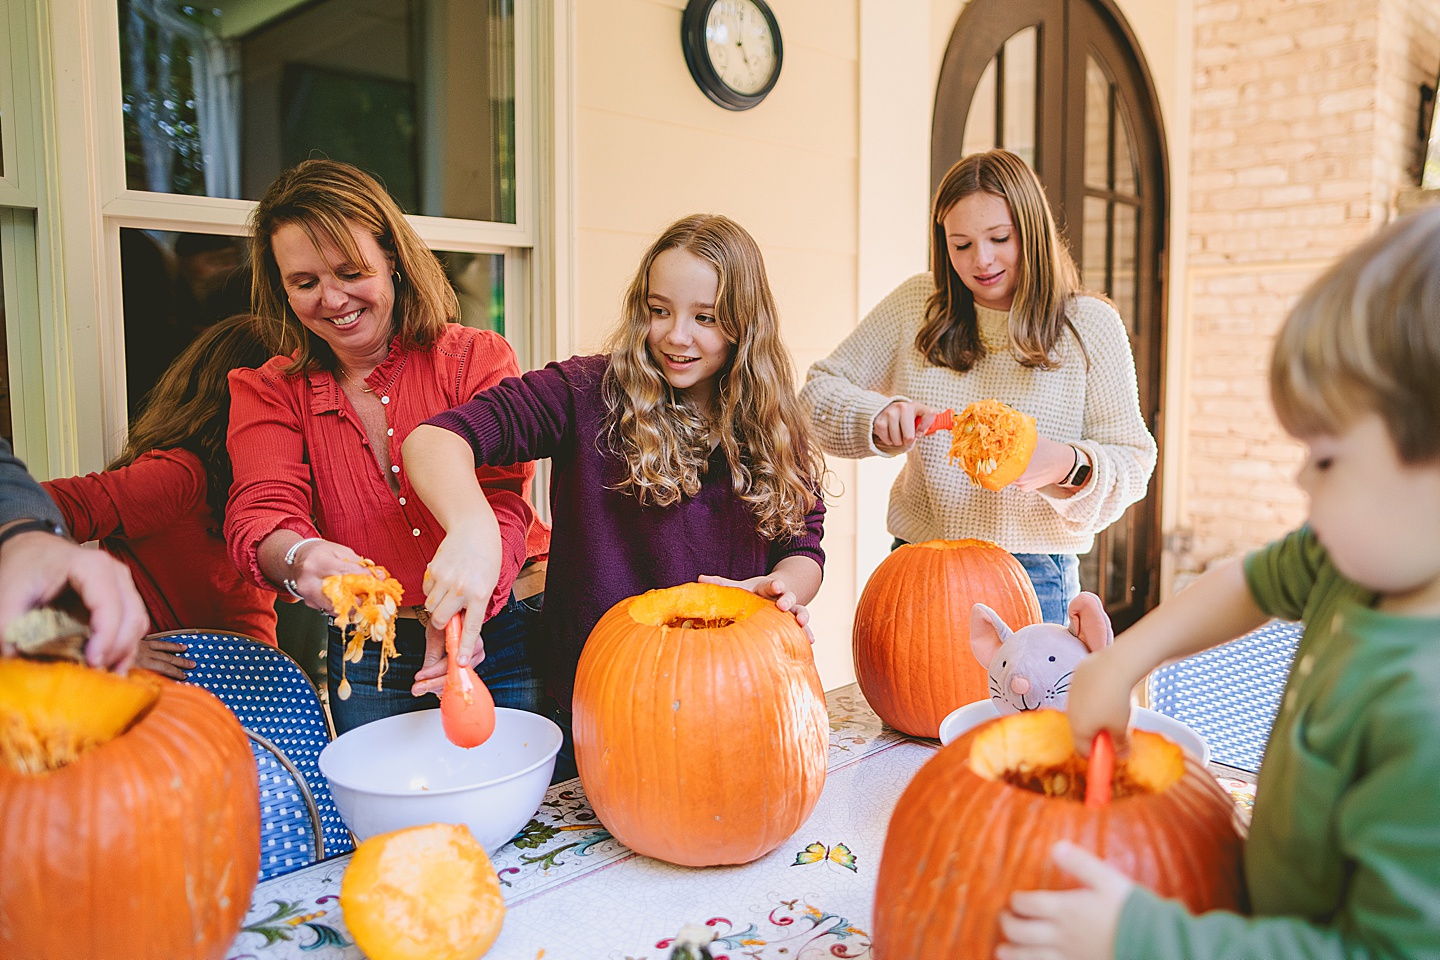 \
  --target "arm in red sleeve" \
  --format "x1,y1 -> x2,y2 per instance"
43,450 -> 205,544
224,364 -> 321,587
